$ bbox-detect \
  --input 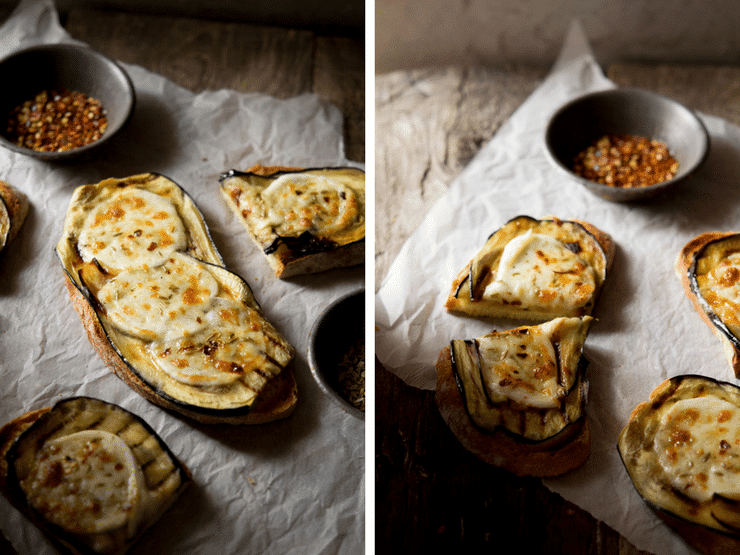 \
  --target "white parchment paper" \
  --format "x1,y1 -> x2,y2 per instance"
375,20 -> 740,555
0,1 -> 364,554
